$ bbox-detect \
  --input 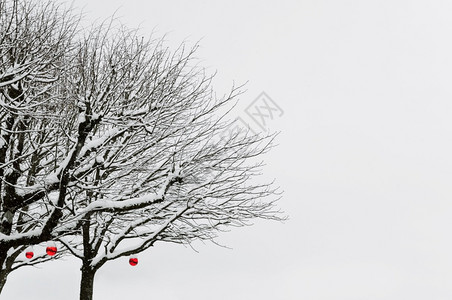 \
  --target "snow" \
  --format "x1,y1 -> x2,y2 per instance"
77,112 -> 86,124
6,166 -> 182,244
122,106 -> 148,117
14,147 -> 75,197
81,191 -> 164,213
4,167 -> 13,176
47,192 -> 59,205
95,155 -> 104,164
79,128 -> 119,157
0,69 -> 30,87
0,228 -> 43,242
92,113 -> 102,121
